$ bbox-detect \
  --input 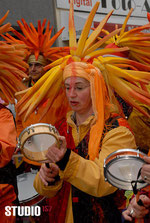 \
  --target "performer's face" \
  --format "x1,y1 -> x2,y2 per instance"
65,77 -> 92,115
28,62 -> 45,82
